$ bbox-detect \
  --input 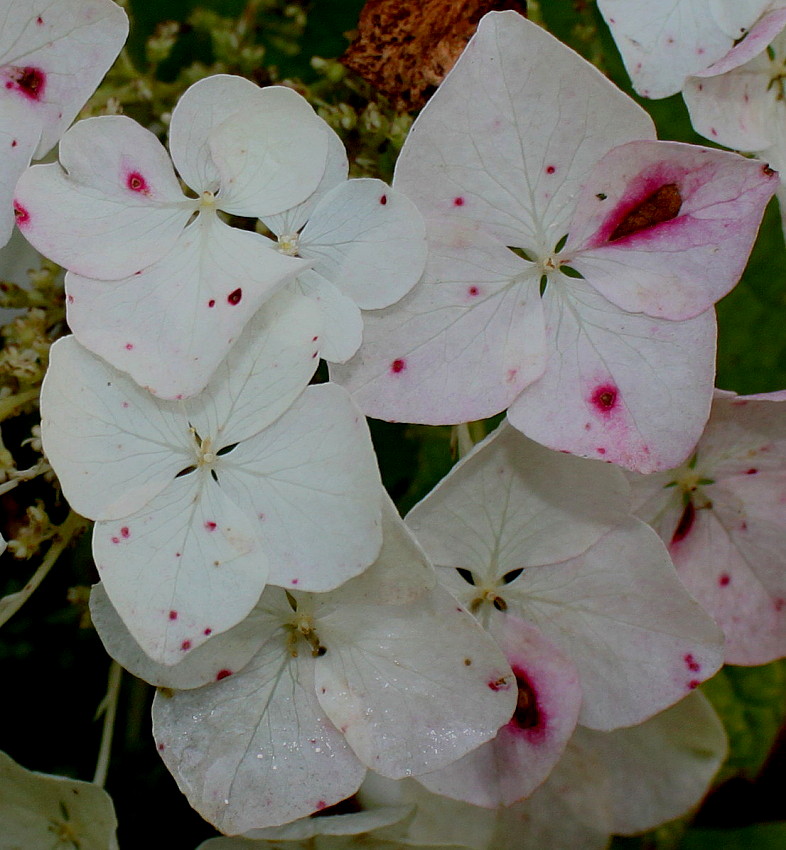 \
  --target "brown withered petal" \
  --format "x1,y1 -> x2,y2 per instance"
342,0 -> 527,111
